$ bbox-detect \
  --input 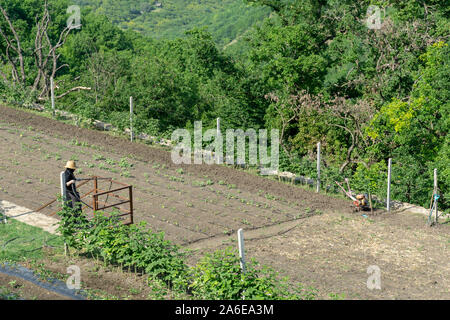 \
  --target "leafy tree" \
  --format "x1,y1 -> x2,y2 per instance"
1,0 -> 448,212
